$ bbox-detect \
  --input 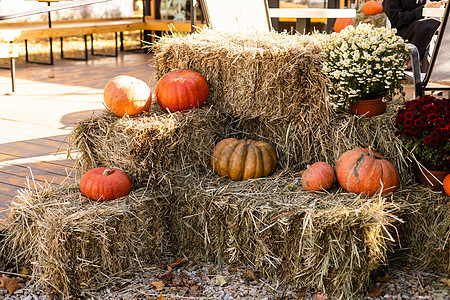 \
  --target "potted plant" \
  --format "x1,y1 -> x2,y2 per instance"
322,23 -> 410,116
394,96 -> 450,190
